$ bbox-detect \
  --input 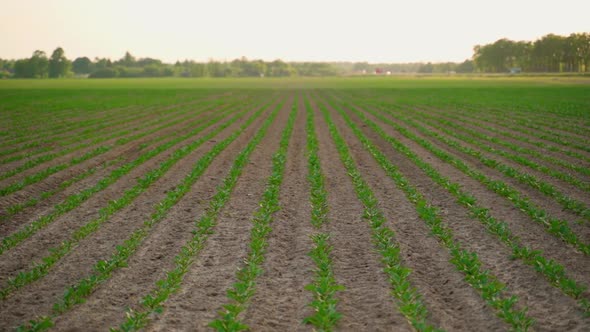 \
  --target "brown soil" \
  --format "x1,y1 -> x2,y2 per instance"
322,100 -> 507,331
241,95 -> 315,330
51,100 -> 282,331
310,97 -> 413,331
0,104 -> 250,296
146,96 -> 292,331
445,111 -> 590,169
0,105 -> 208,224
1,91 -> 589,332
0,104 -> 153,174
417,108 -> 590,183
357,104 -> 590,331
403,117 -> 590,241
